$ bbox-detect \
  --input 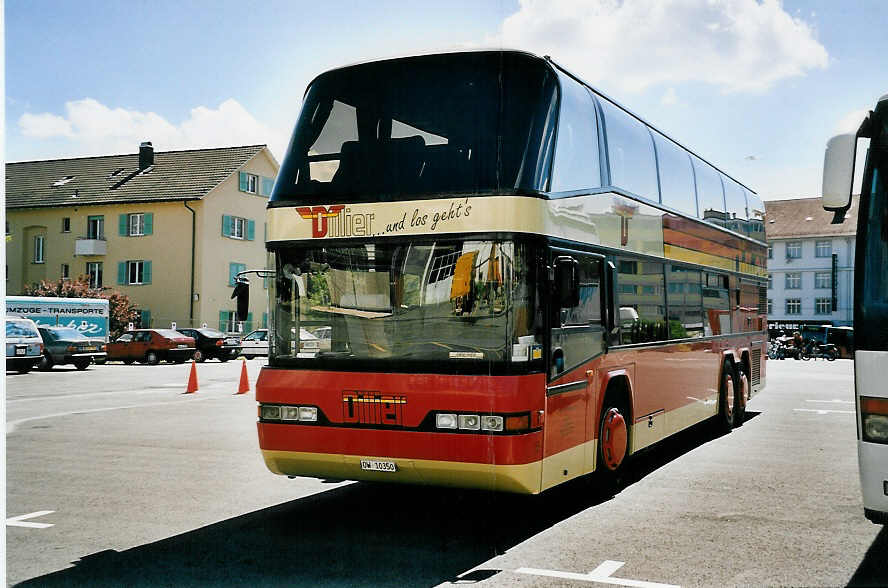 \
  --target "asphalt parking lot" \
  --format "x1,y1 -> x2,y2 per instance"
5,357 -> 887,586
